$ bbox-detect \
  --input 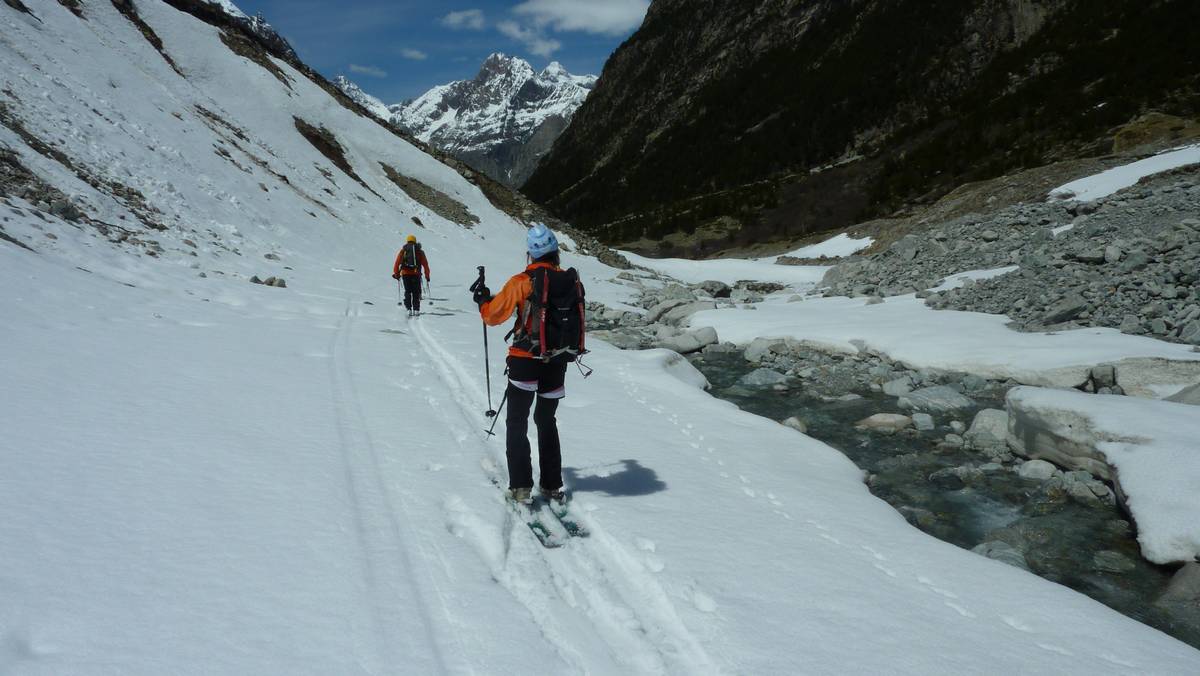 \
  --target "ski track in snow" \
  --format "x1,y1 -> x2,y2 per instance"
406,313 -> 721,675
327,303 -> 465,674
